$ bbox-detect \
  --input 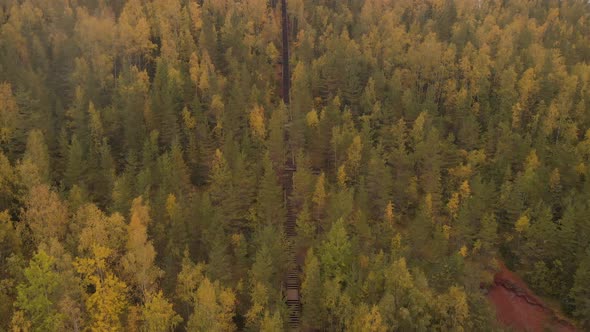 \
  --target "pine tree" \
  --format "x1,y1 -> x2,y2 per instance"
291,150 -> 314,211
301,248 -> 323,329
64,135 -> 86,189
366,148 -> 392,220
0,151 -> 20,214
151,60 -> 180,148
260,310 -> 283,332
267,105 -> 286,170
142,290 -> 182,332
570,250 -> 590,328
116,67 -> 149,154
256,153 -> 285,227
0,83 -> 19,154
433,286 -> 469,331
319,218 -> 352,280
21,129 -> 50,185
209,149 -> 232,208
15,250 -> 63,332
206,223 -> 232,285
111,159 -> 136,215
175,251 -> 206,318
478,213 -> 498,257
162,194 -> 188,292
